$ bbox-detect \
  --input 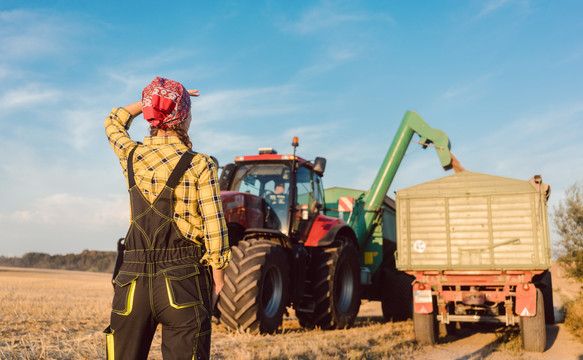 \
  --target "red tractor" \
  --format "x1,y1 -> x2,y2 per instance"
217,138 -> 362,333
